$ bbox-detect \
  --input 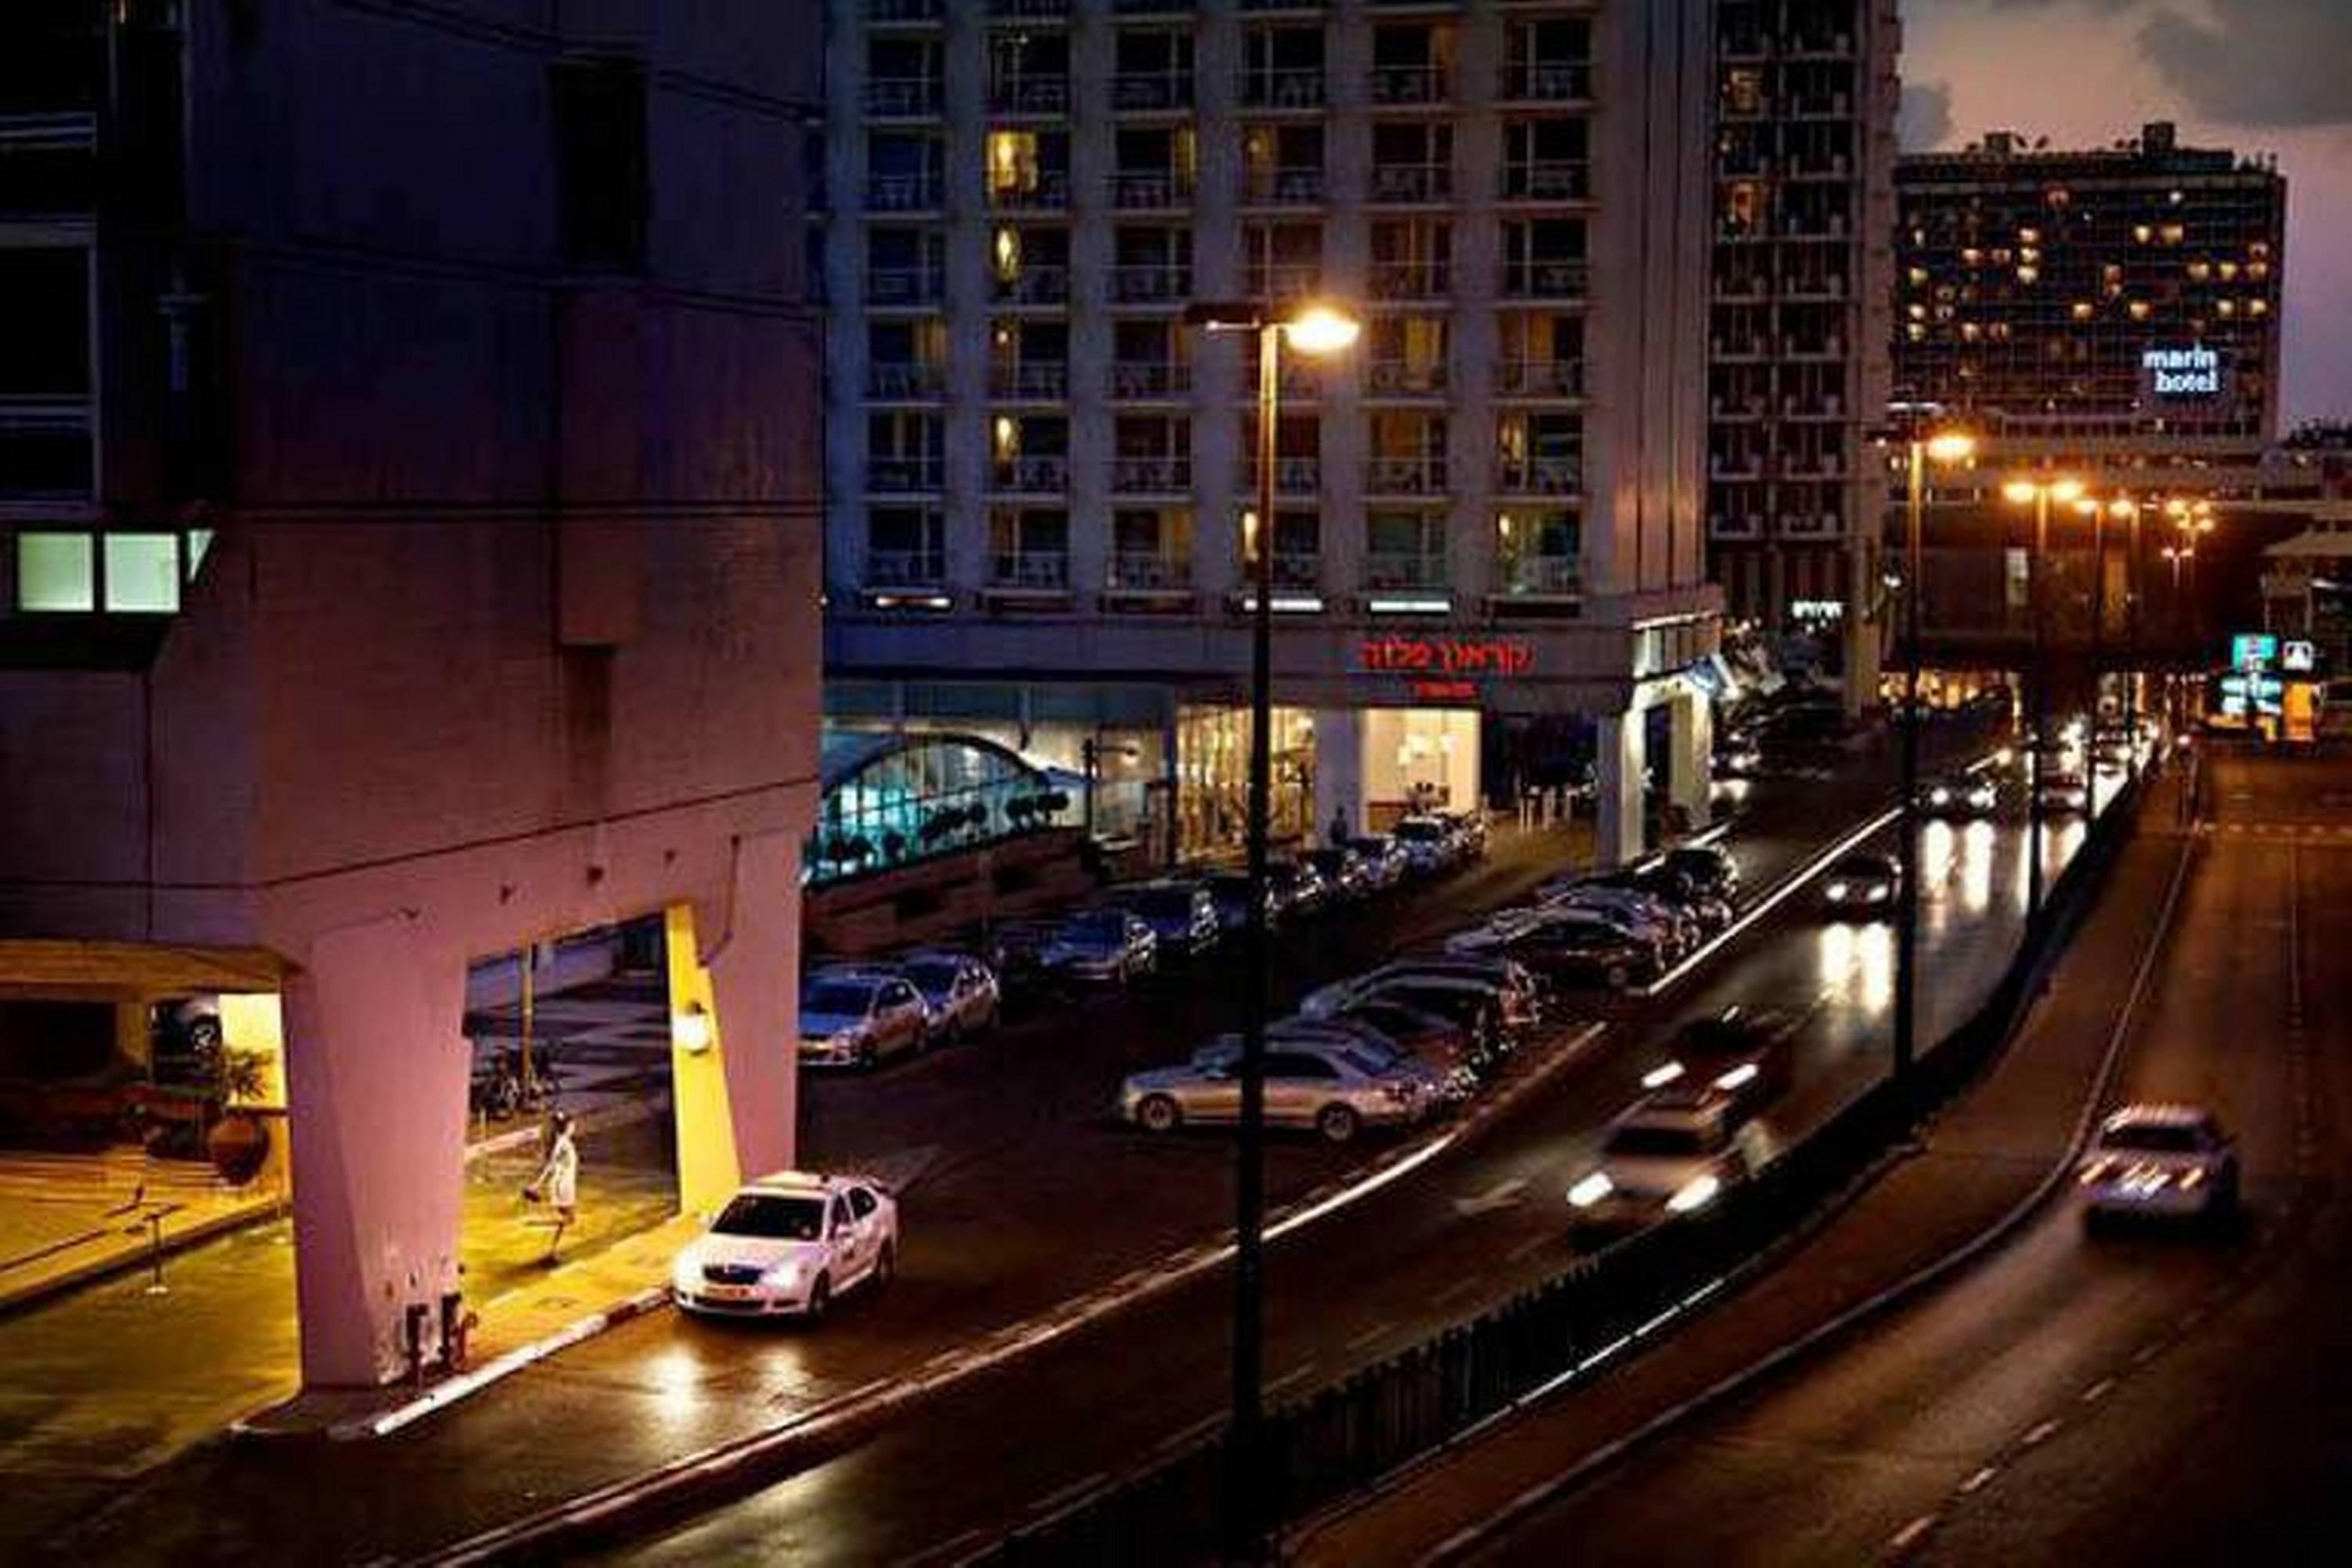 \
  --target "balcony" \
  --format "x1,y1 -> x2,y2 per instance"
1112,169 -> 1192,209
989,361 -> 1069,400
1496,359 -> 1584,397
1365,359 -> 1448,397
989,0 -> 1067,18
1243,456 -> 1323,495
1248,263 -> 1322,303
1370,260 -> 1450,300
1112,71 -> 1192,112
865,172 -> 942,212
1368,162 -> 1450,203
1780,274 -> 1849,300
1241,69 -> 1326,110
1501,260 -> 1588,299
1503,62 -> 1592,102
865,361 -> 945,399
865,549 -> 947,588
1708,456 -> 1765,481
993,455 -> 1069,493
1370,65 -> 1446,105
1366,456 -> 1448,495
1502,162 -> 1591,201
1712,338 -> 1769,361
991,76 -> 1071,116
1112,263 -> 1191,303
1495,554 -> 1581,598
1270,551 -> 1321,590
866,266 -> 944,307
1112,0 -> 1189,14
869,0 -> 942,22
862,78 -> 941,117
1111,456 -> 1193,494
991,170 -> 1071,212
1107,552 -> 1194,593
988,551 -> 1072,590
1367,551 -> 1448,591
1496,456 -> 1582,495
1243,165 -> 1327,205
1111,361 -> 1192,397
995,266 -> 1071,307
868,456 -> 944,492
